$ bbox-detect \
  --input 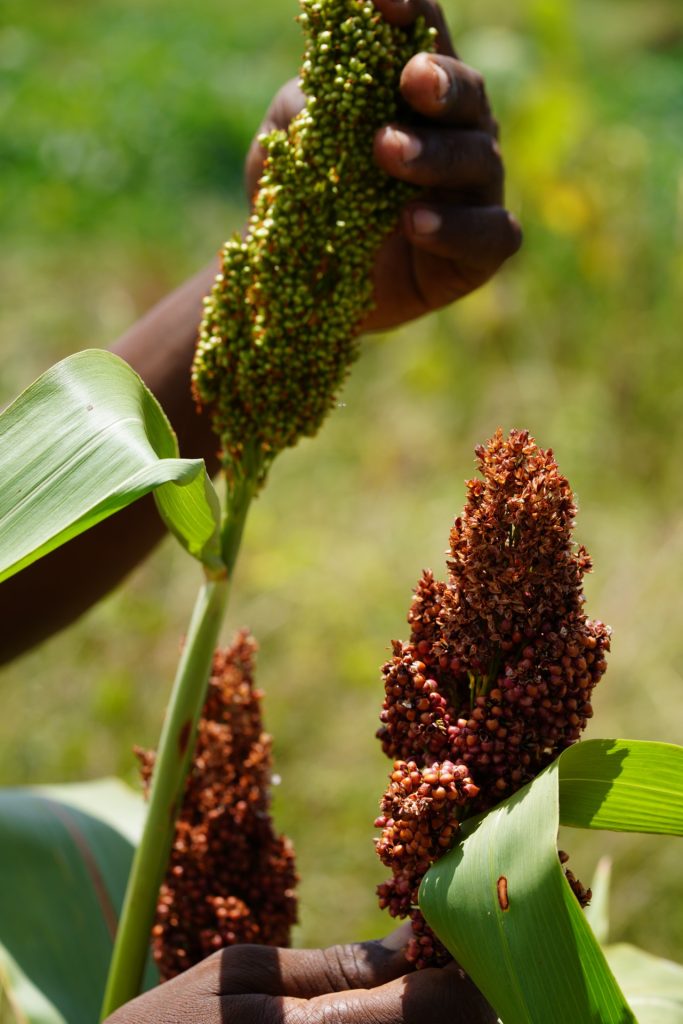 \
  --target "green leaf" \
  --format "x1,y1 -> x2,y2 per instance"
0,945 -> 66,1024
0,349 -> 223,580
0,781 -> 157,1024
605,944 -> 683,1024
558,739 -> 683,835
420,739 -> 683,1022
33,777 -> 147,847
584,856 -> 613,945
420,755 -> 635,1024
